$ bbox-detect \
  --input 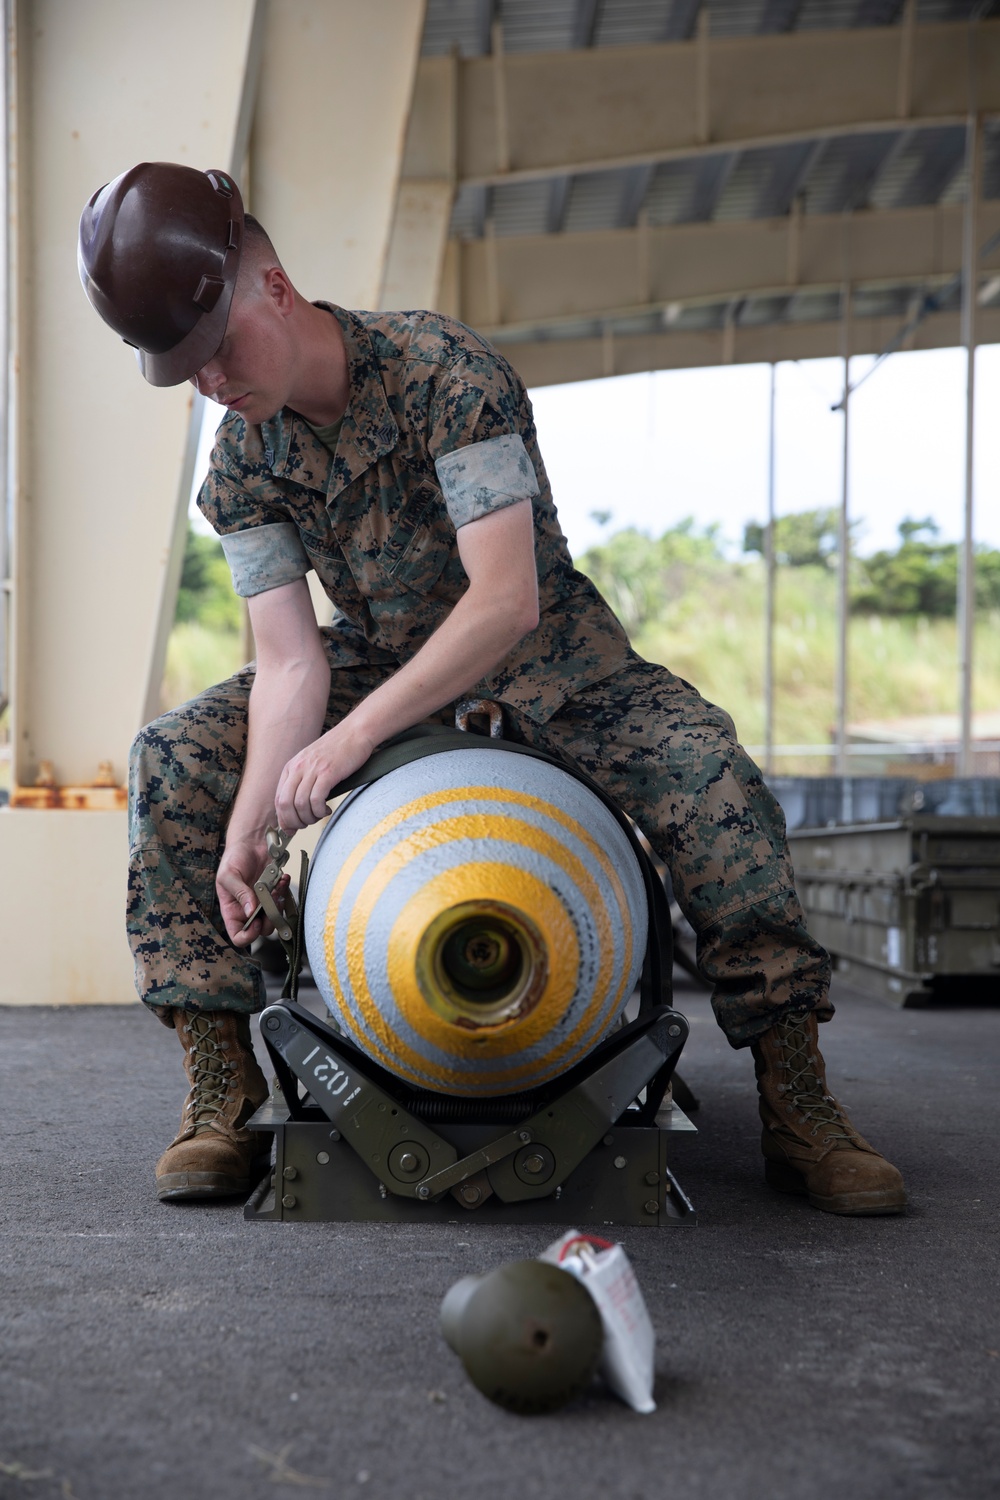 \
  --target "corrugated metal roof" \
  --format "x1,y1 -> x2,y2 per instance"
422,0 -> 997,57
420,0 -> 1000,354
